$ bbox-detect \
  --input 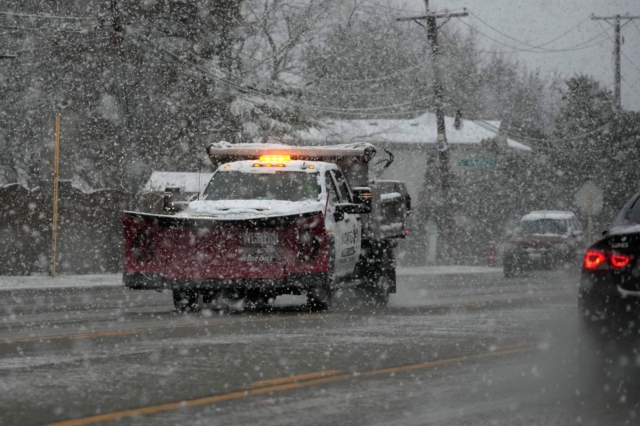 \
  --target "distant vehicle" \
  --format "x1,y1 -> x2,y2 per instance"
503,211 -> 584,278
579,192 -> 640,333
